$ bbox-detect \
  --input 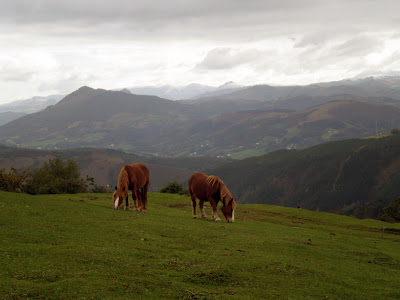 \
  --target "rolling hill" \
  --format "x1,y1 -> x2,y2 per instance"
0,145 -> 229,190
206,134 -> 400,219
